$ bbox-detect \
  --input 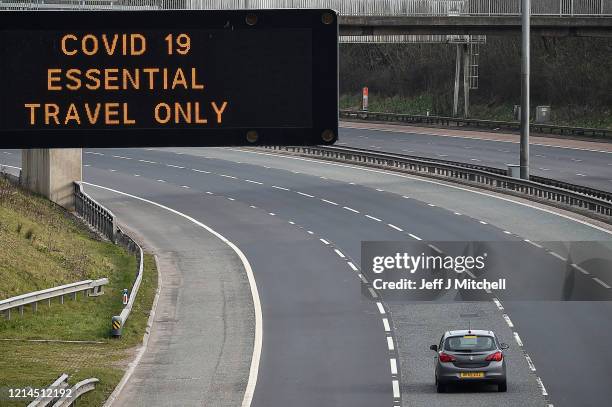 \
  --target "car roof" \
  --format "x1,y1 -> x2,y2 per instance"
444,329 -> 495,338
